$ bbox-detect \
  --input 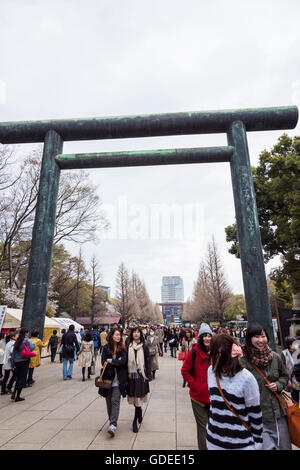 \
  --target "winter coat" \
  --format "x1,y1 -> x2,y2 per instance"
29,337 -> 48,368
11,338 -> 35,367
155,328 -> 164,343
61,331 -> 80,359
98,344 -> 128,398
78,340 -> 94,368
181,343 -> 210,404
100,330 -> 107,347
168,333 -> 178,347
3,339 -> 15,370
240,352 -> 289,423
146,335 -> 159,371
0,339 -> 6,364
126,343 -> 152,398
181,338 -> 197,354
